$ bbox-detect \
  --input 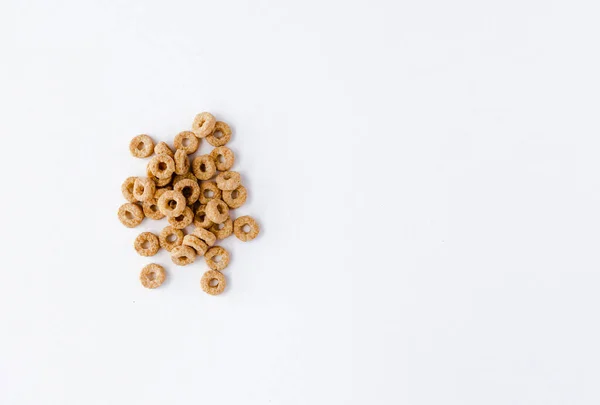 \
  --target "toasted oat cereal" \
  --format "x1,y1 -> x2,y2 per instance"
206,121 -> 231,147
159,225 -> 184,252
154,141 -> 174,157
174,131 -> 200,154
121,176 -> 137,202
146,165 -> 172,187
233,215 -> 260,241
182,234 -> 208,256
206,198 -> 229,224
173,178 -> 200,205
192,112 -> 216,138
205,246 -> 230,271
192,227 -> 217,247
201,270 -> 226,295
198,182 -> 221,204
129,134 -> 154,158
210,217 -> 233,239
222,185 -> 247,209
118,203 -> 144,228
133,177 -> 156,202
171,245 -> 196,266
191,154 -> 216,180
193,204 -> 213,229
140,264 -> 166,289
142,188 -> 168,220
216,171 -> 241,191
172,172 -> 197,185
168,206 -> 194,229
210,146 -> 234,171
157,190 -> 186,217
134,232 -> 160,256
148,154 -> 175,179
174,149 -> 190,175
